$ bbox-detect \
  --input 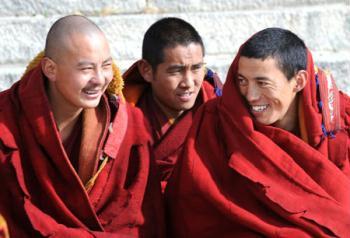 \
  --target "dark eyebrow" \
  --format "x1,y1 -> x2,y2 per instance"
166,64 -> 186,72
191,62 -> 206,68
238,73 -> 269,81
166,62 -> 205,72
255,77 -> 270,81
237,73 -> 246,78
